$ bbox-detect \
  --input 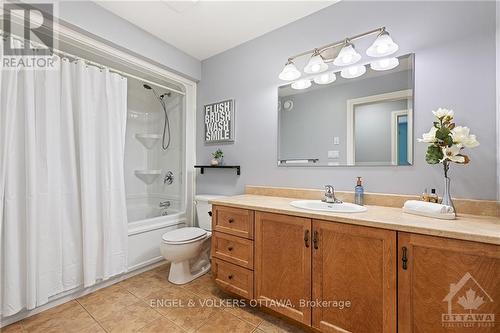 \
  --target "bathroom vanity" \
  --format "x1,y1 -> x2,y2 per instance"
210,190 -> 500,333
